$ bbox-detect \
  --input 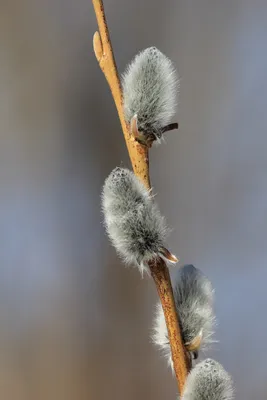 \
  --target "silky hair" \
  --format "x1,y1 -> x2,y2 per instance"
182,359 -> 234,400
